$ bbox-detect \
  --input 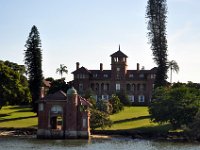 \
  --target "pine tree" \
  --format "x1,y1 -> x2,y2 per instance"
24,25 -> 43,113
146,0 -> 168,87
